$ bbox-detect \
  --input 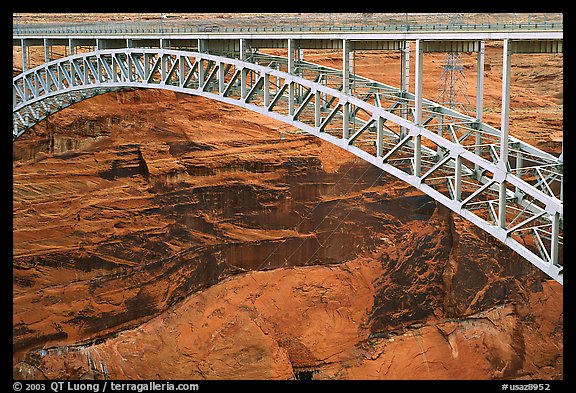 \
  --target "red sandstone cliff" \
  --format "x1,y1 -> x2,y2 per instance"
13,24 -> 563,380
